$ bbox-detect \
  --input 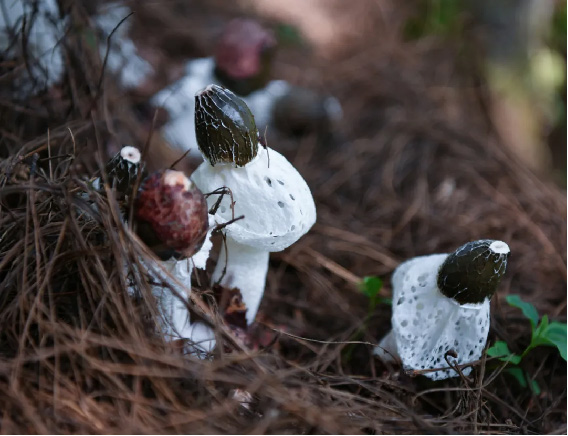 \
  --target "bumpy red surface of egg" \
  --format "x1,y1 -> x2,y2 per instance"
135,170 -> 209,258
